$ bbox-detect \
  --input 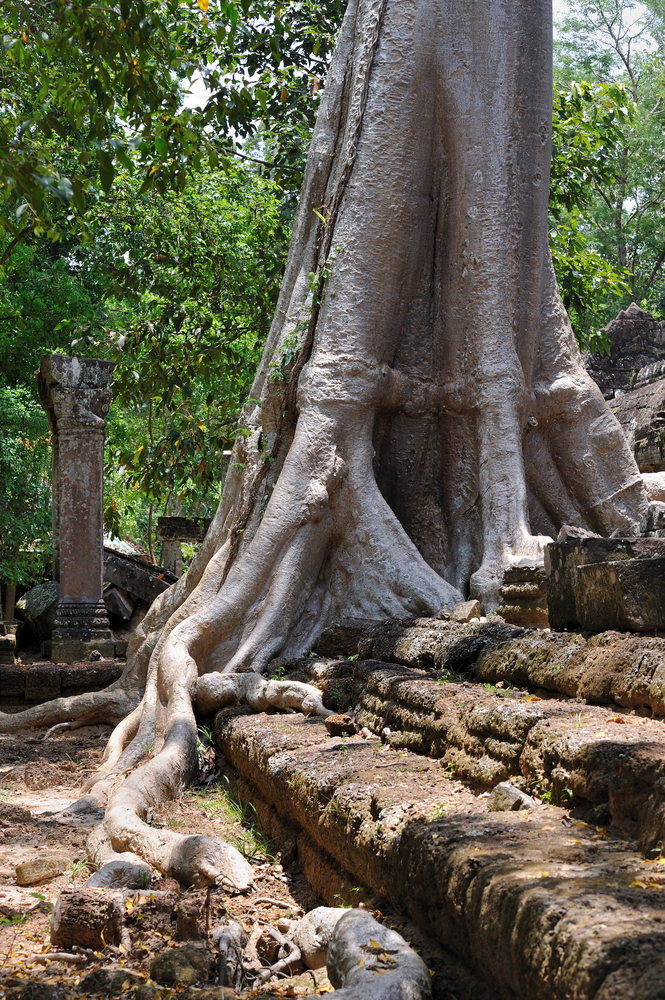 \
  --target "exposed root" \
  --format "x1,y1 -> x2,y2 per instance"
313,909 -> 432,1000
212,919 -> 248,989
244,908 -> 431,999
0,683 -> 140,735
195,674 -> 335,718
255,938 -> 302,985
